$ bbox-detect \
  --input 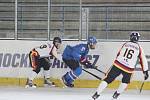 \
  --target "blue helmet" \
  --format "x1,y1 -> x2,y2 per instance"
130,31 -> 140,42
87,36 -> 97,45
